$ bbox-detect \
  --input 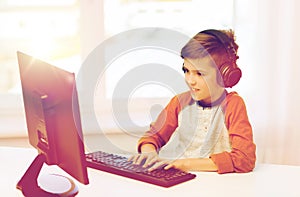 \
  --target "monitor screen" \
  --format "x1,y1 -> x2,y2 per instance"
17,51 -> 89,188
